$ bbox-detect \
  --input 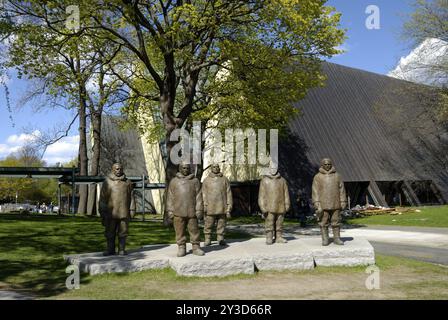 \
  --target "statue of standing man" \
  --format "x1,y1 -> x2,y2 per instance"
258,167 -> 290,245
99,163 -> 136,256
312,158 -> 347,246
166,164 -> 205,257
202,164 -> 233,246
